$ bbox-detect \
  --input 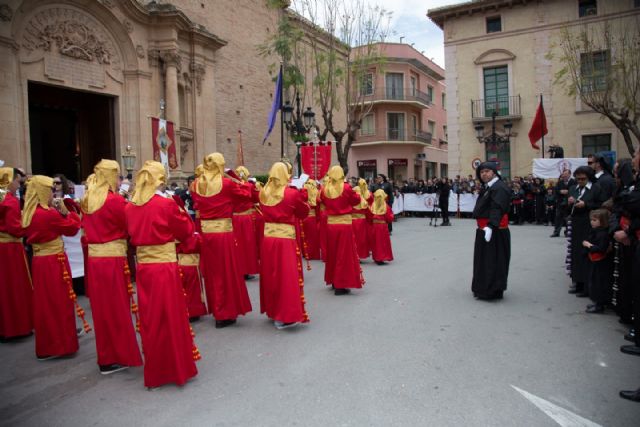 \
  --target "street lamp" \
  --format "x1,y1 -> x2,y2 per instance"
282,92 -> 315,176
122,145 -> 137,176
474,109 -> 512,152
